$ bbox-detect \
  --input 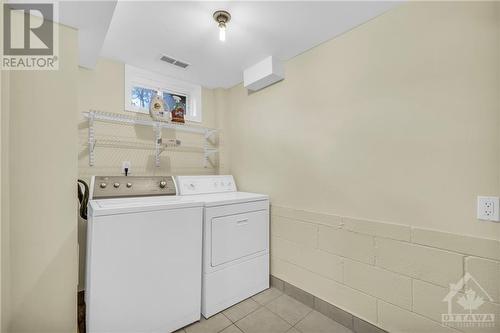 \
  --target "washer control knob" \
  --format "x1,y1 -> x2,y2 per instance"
159,180 -> 167,188
113,183 -> 120,188
100,183 -> 107,189
126,183 -> 132,188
